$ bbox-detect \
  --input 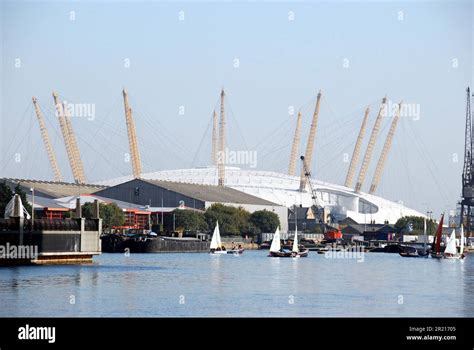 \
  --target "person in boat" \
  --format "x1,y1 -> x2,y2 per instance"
221,245 -> 226,251
238,244 -> 242,250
